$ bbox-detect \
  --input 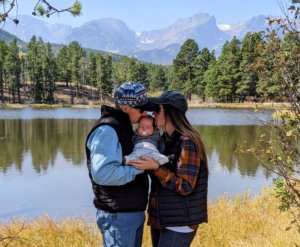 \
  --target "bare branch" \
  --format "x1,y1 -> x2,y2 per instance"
0,0 -> 81,25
